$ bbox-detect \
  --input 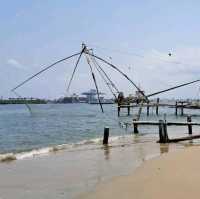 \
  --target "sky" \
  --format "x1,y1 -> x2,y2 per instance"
1,0 -> 200,99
